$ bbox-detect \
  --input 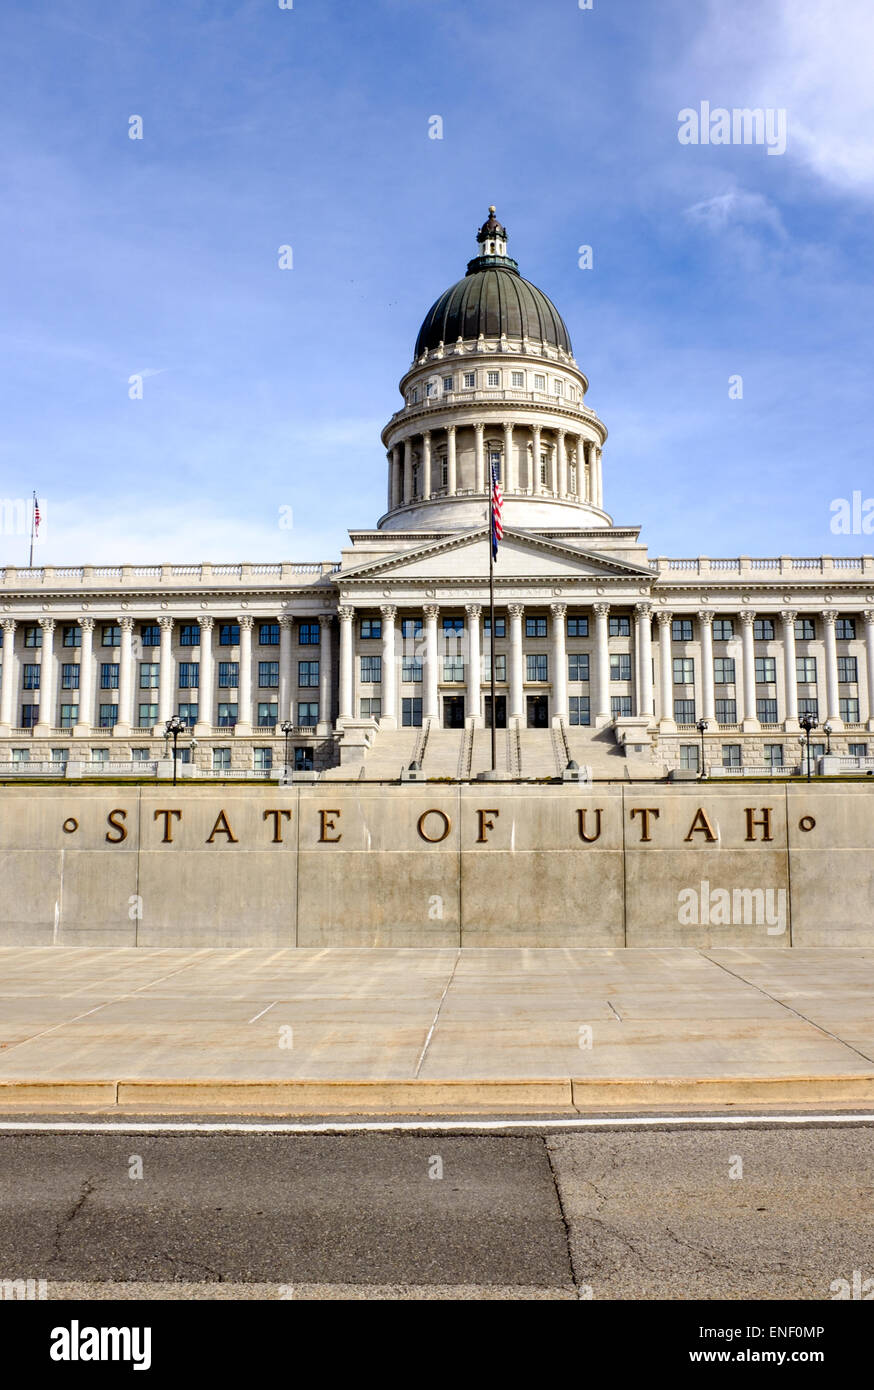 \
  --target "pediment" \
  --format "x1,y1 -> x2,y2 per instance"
338,527 -> 652,583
